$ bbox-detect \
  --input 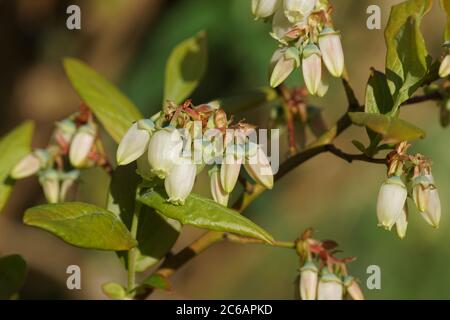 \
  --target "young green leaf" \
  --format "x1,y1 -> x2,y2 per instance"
365,68 -> 394,115
164,31 -> 208,104
0,121 -> 34,214
0,255 -> 27,299
102,282 -> 127,300
108,164 -> 180,272
138,189 -> 274,244
24,202 -> 137,251
141,274 -> 171,291
385,0 -> 432,111
349,112 -> 425,143
63,58 -> 143,143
